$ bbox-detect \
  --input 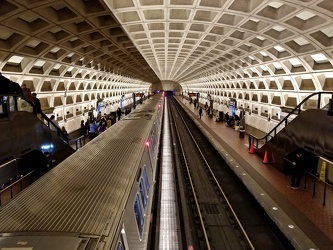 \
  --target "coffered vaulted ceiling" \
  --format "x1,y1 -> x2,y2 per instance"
0,0 -> 333,86
106,0 -> 333,85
